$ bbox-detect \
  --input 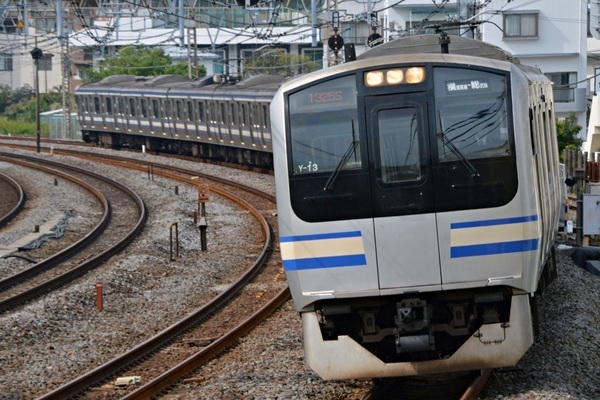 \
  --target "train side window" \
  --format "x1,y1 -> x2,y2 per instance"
164,100 -> 171,119
130,98 -> 136,117
187,101 -> 193,121
220,102 -> 227,124
198,101 -> 205,122
152,99 -> 160,118
230,103 -> 237,125
105,98 -> 112,114
140,99 -> 148,118
529,107 -> 538,156
260,104 -> 269,128
252,103 -> 260,127
210,102 -> 218,123
176,100 -> 183,120
240,103 -> 247,126
94,97 -> 100,113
